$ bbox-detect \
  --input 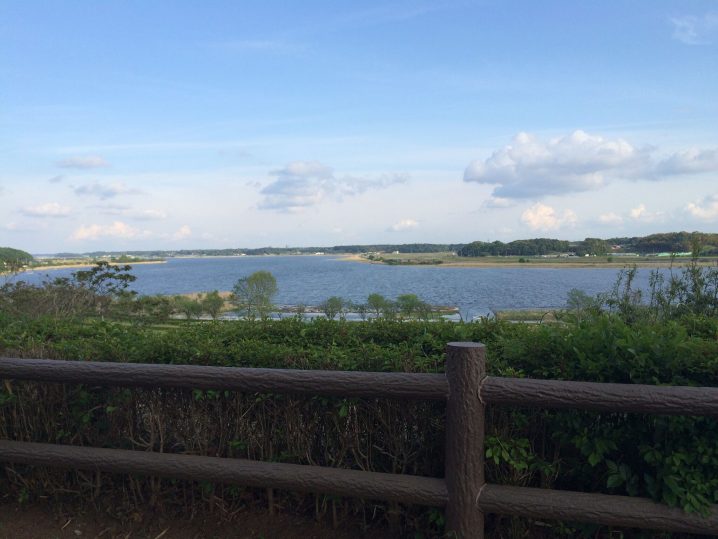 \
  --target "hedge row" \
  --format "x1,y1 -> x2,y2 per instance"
1,314 -> 717,537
